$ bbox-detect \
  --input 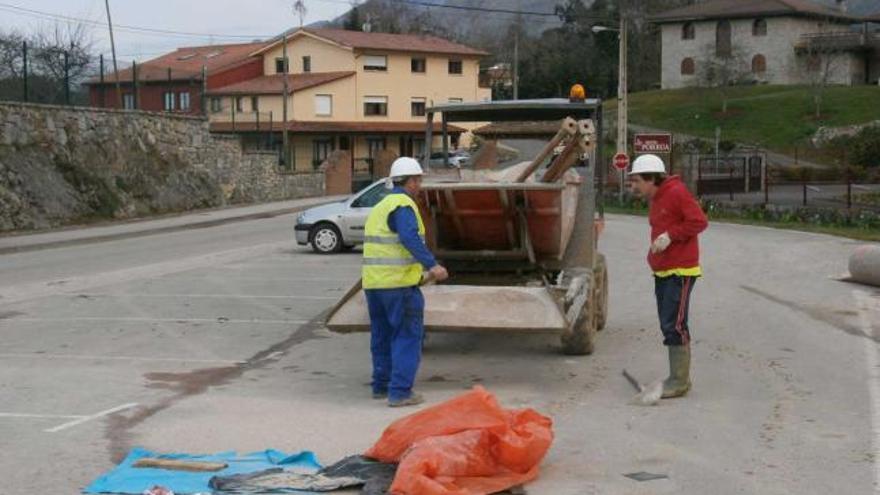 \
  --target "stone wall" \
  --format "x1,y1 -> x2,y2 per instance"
0,102 -> 323,232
